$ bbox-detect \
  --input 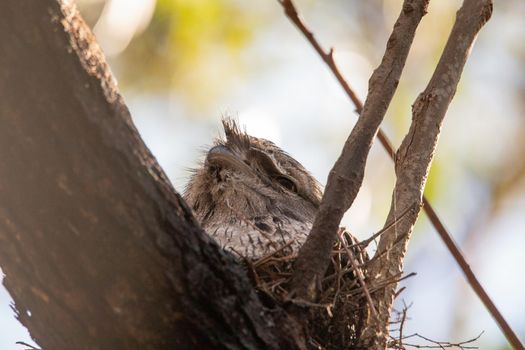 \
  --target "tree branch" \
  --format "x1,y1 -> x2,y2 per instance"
285,0 -> 430,301
359,1 -> 495,349
278,1 -> 523,348
422,199 -> 525,350
277,0 -> 362,114
0,1 -> 306,349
